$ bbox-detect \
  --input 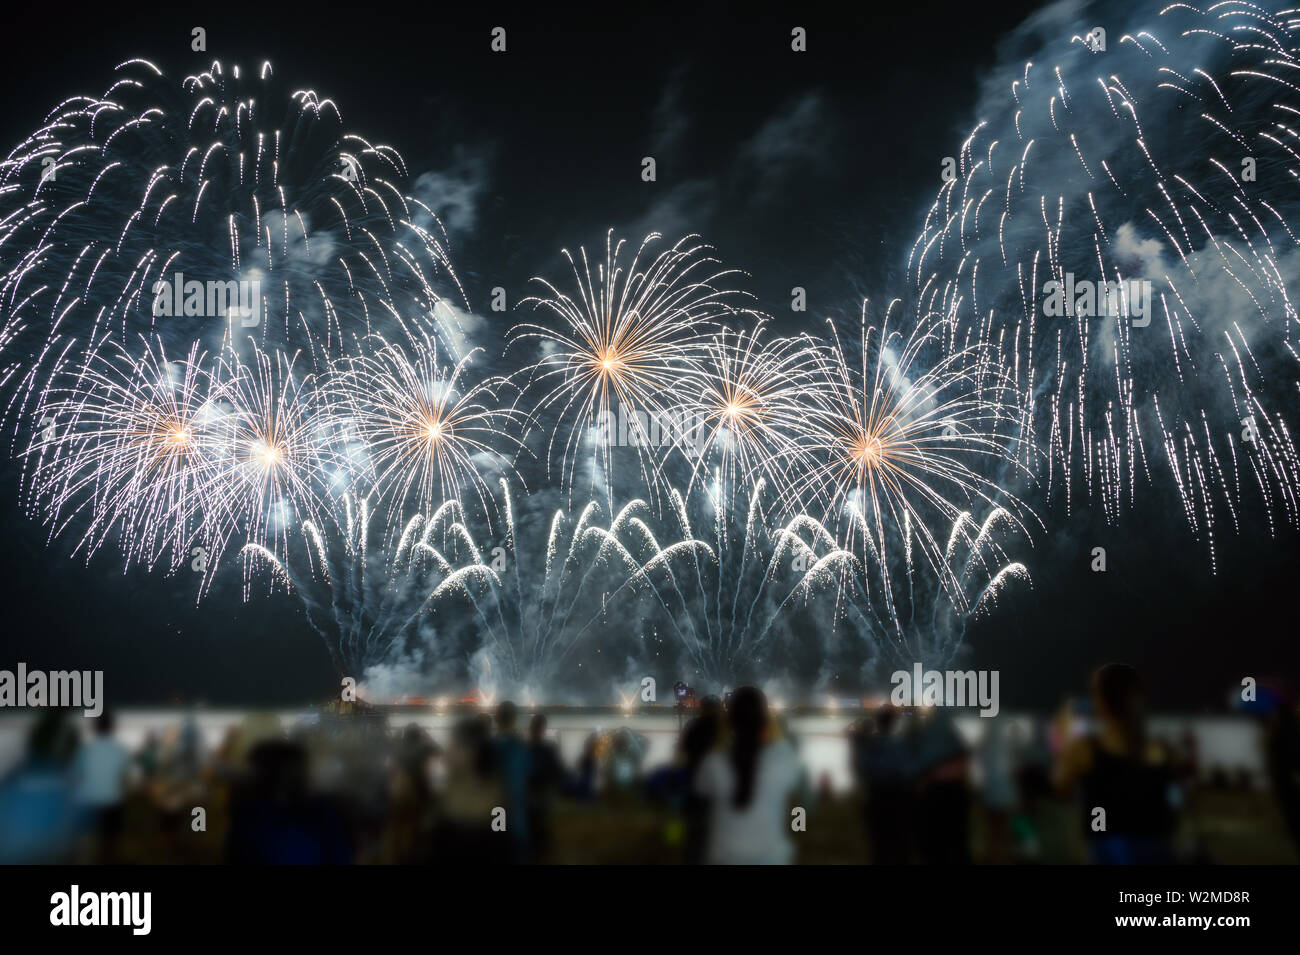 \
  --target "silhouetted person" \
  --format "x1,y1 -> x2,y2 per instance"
679,695 -> 722,864
389,723 -> 439,862
493,701 -> 532,862
910,707 -> 973,864
605,727 -> 646,795
855,704 -> 914,864
174,709 -> 206,780
433,715 -> 507,864
0,709 -> 79,863
976,718 -> 1017,863
526,714 -> 564,862
227,740 -> 352,864
1054,663 -> 1178,864
572,733 -> 600,801
135,730 -> 161,783
73,709 -> 131,863
695,686 -> 801,864
1264,701 -> 1300,859
398,723 -> 439,804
